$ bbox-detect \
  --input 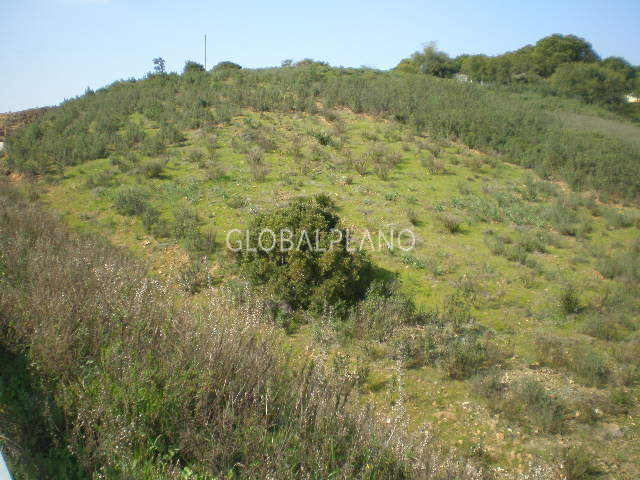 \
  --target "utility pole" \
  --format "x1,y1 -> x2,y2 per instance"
204,34 -> 207,70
